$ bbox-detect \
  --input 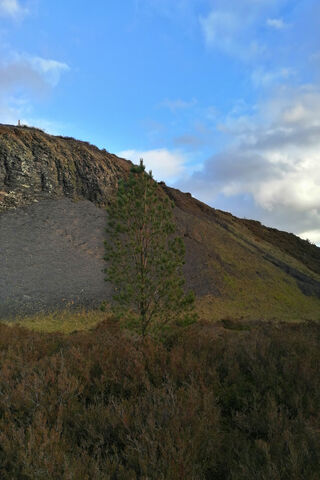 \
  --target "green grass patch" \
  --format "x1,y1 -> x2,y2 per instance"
4,308 -> 110,334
